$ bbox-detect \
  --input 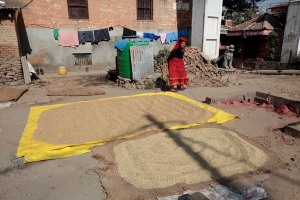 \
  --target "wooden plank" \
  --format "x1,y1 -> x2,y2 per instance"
21,56 -> 31,84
